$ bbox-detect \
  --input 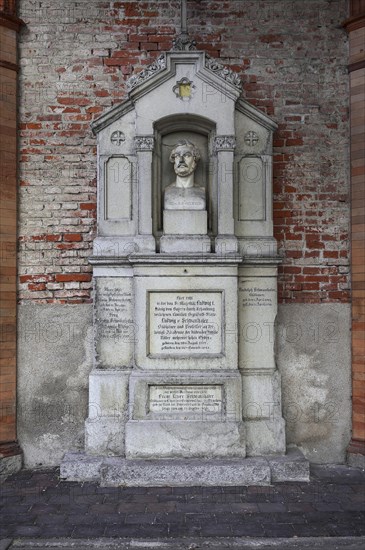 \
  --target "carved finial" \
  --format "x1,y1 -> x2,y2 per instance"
172,33 -> 197,51
172,0 -> 197,51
